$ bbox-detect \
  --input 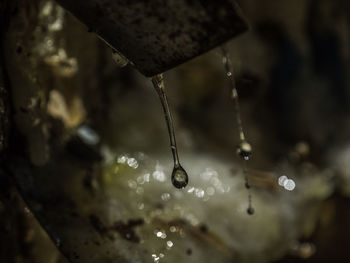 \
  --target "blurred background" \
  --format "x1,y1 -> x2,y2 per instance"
1,0 -> 350,262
